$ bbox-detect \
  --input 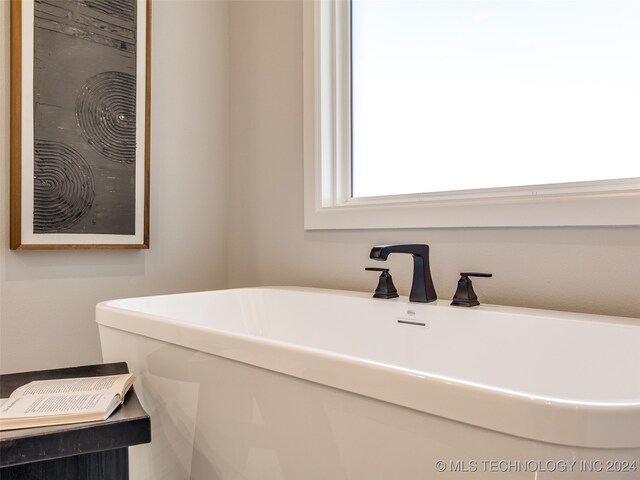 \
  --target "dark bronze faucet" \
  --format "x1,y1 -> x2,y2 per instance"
451,272 -> 492,307
369,244 -> 437,303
